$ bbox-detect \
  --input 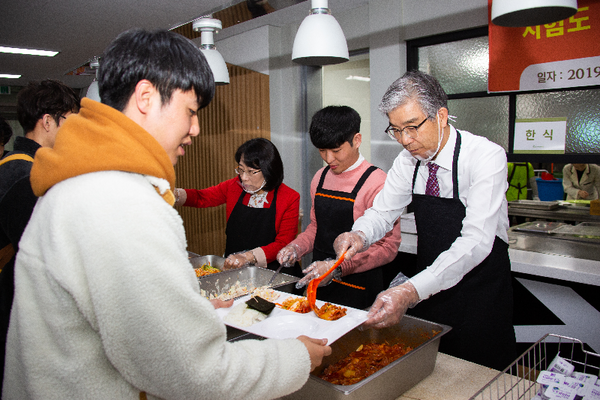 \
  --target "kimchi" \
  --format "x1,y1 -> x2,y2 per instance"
279,297 -> 312,313
315,303 -> 347,321
319,343 -> 413,385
